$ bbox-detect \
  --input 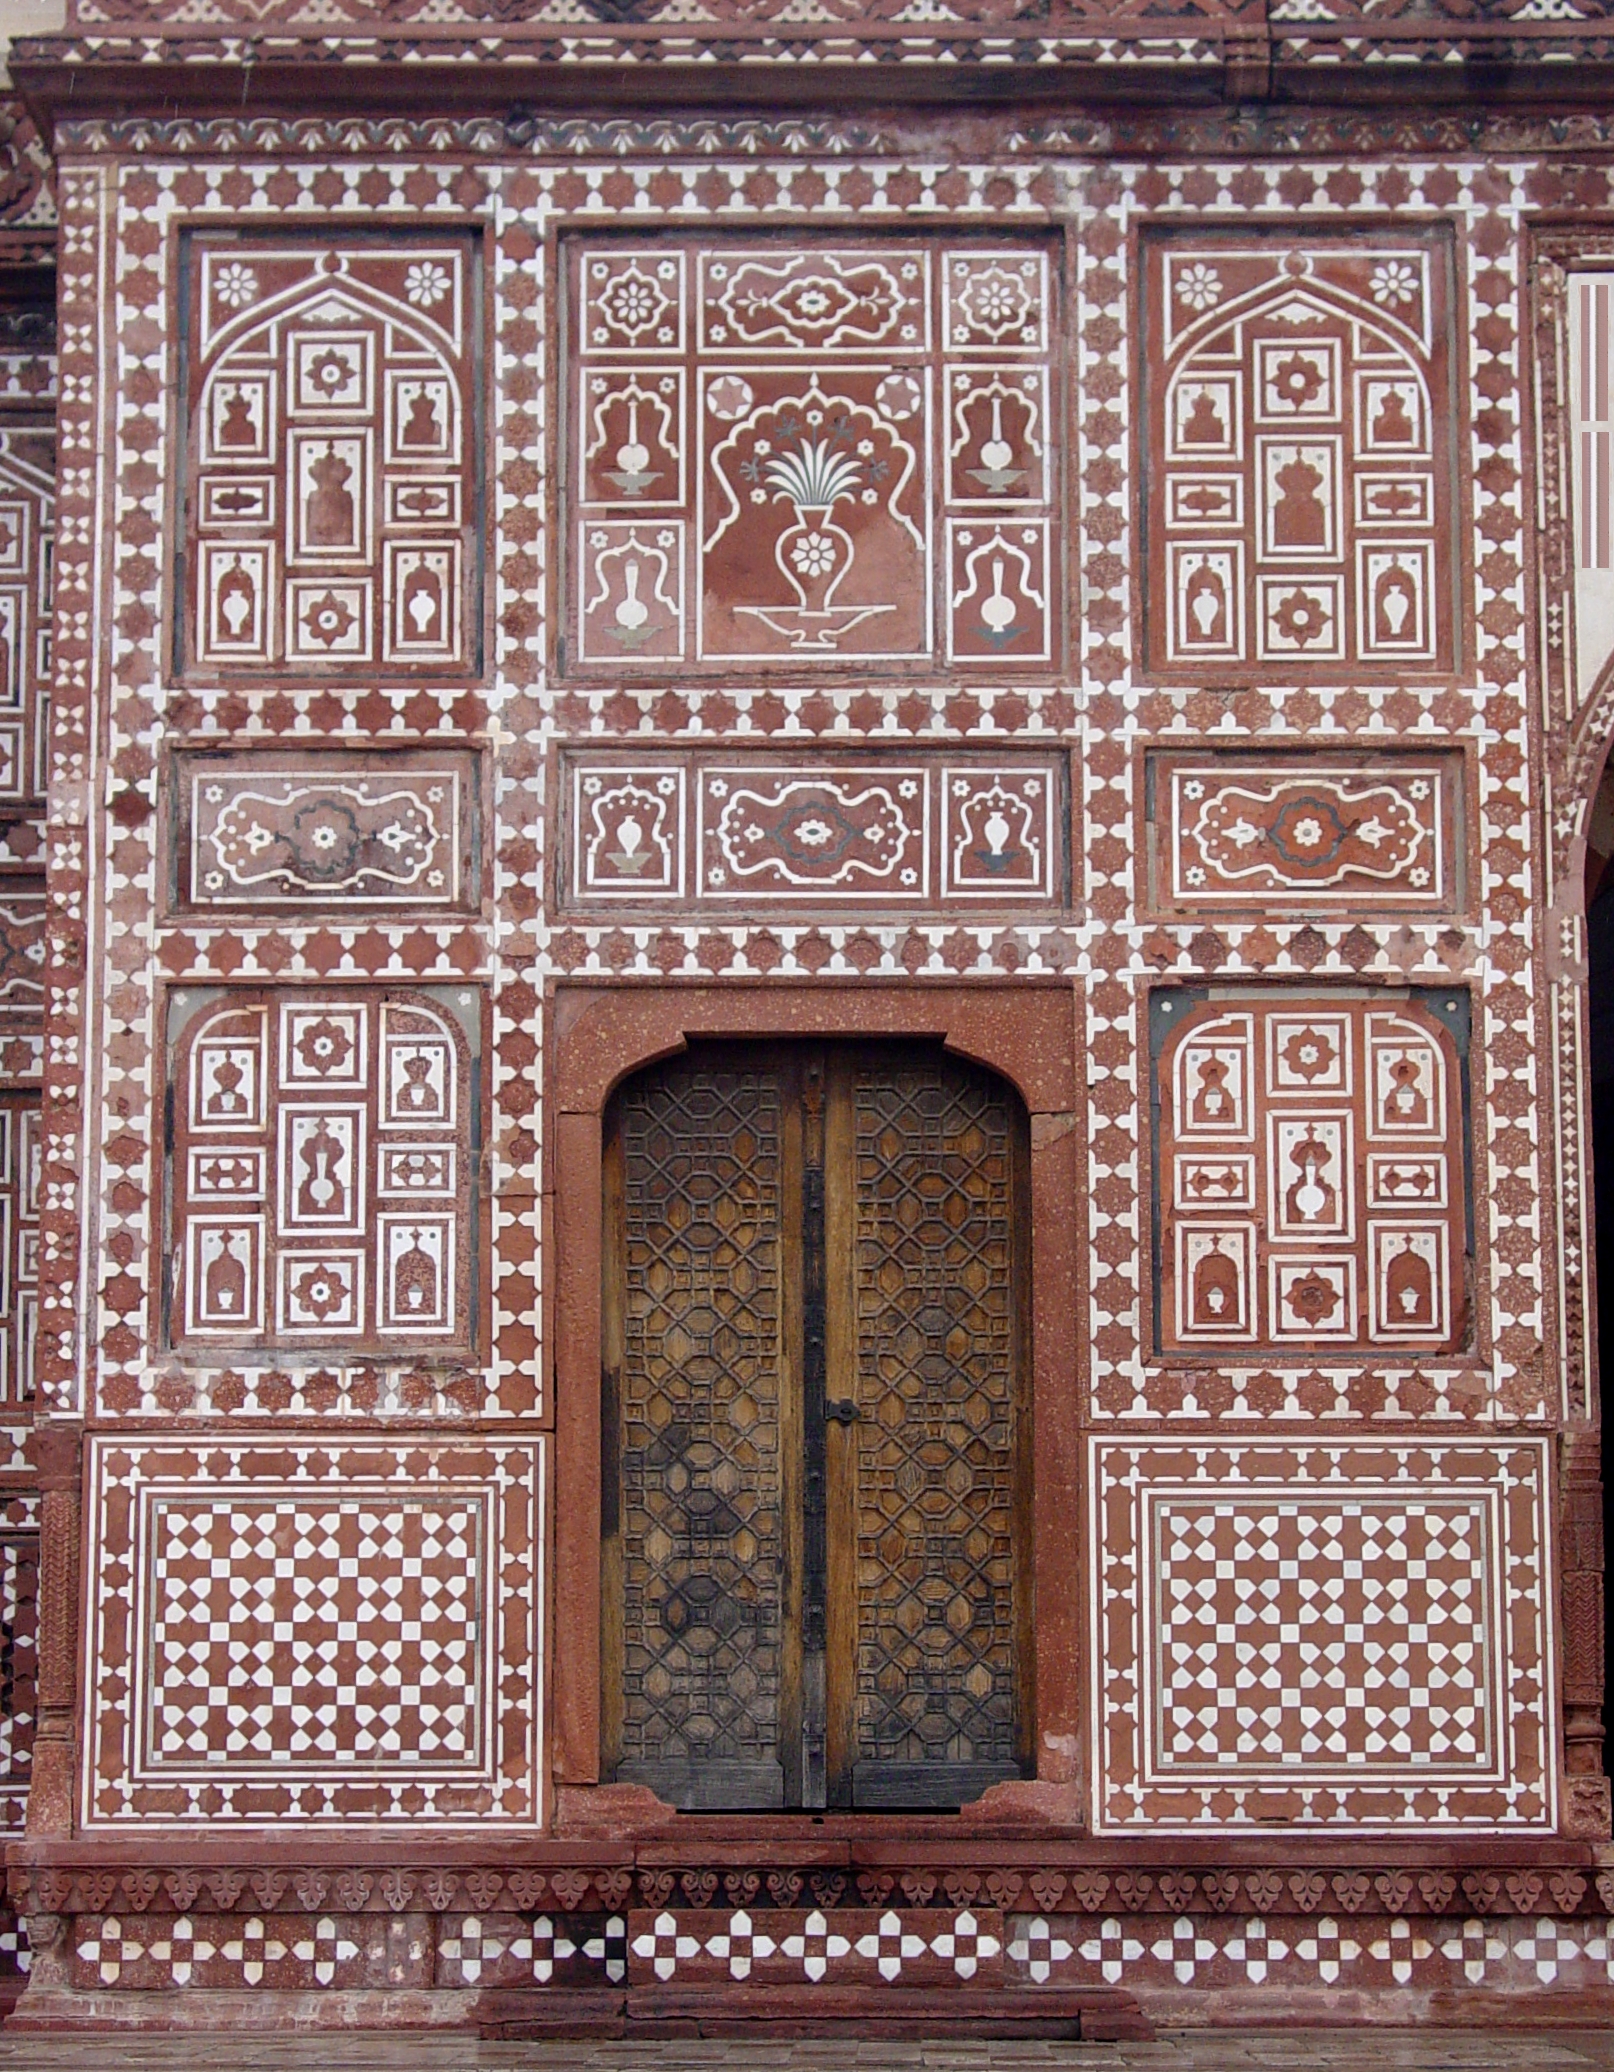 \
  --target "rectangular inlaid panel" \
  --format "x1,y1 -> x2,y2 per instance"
0,425 -> 52,808
0,1529 -> 36,1830
180,236 -> 481,677
169,750 -> 480,913
567,239 -> 1060,673
1090,1438 -> 1555,1832
1145,752 -> 1461,913
166,986 -> 480,1357
83,1436 -> 542,1825
1142,230 -> 1458,679
1151,991 -> 1470,1356
563,751 -> 1066,909
0,1102 -> 40,1410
